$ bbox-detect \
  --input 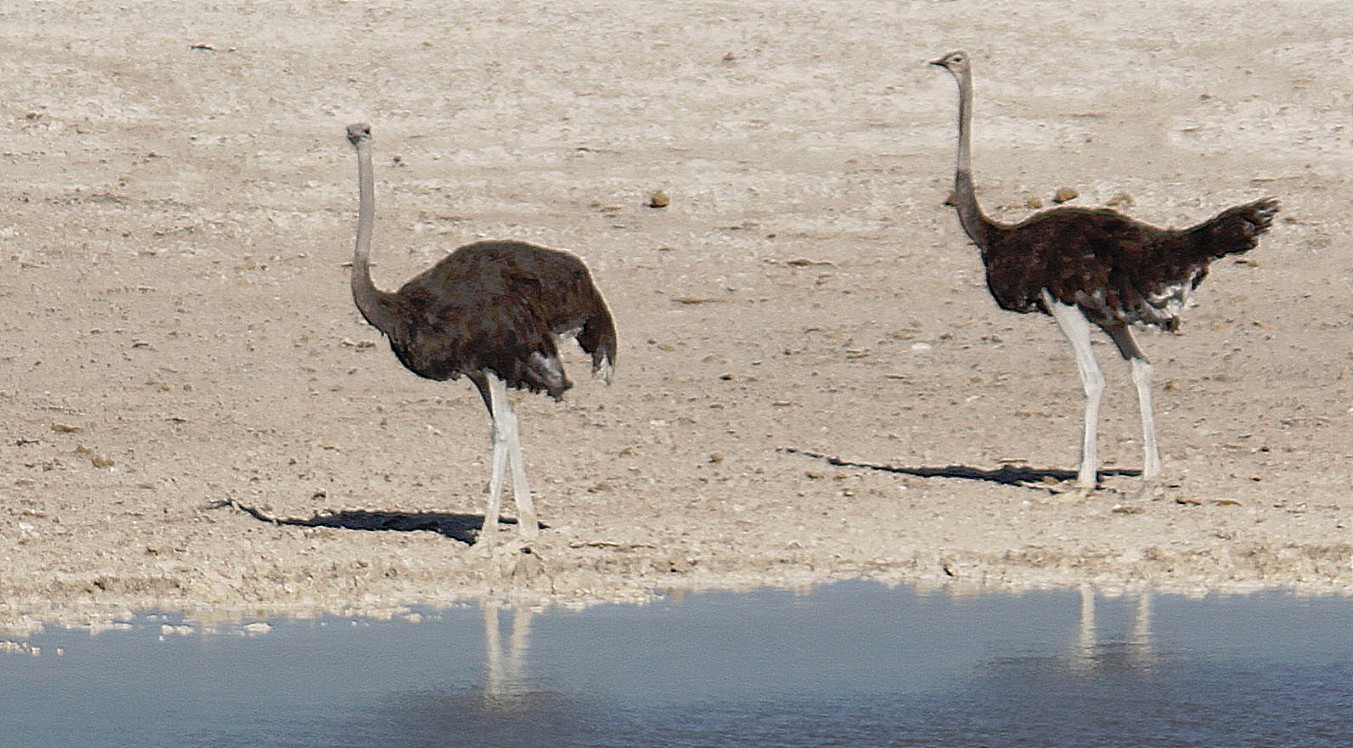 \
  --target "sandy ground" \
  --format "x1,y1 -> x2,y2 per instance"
3,0 -> 1353,631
